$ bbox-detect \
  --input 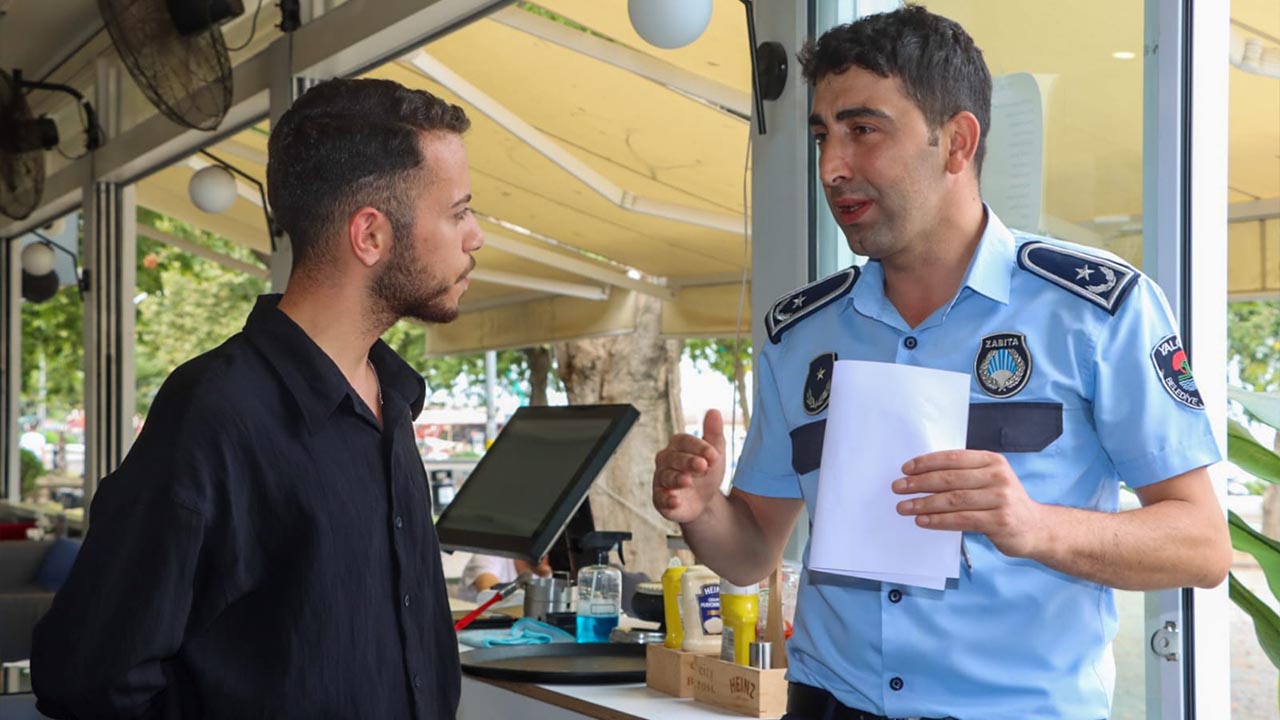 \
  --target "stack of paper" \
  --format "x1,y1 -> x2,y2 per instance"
809,360 -> 970,590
